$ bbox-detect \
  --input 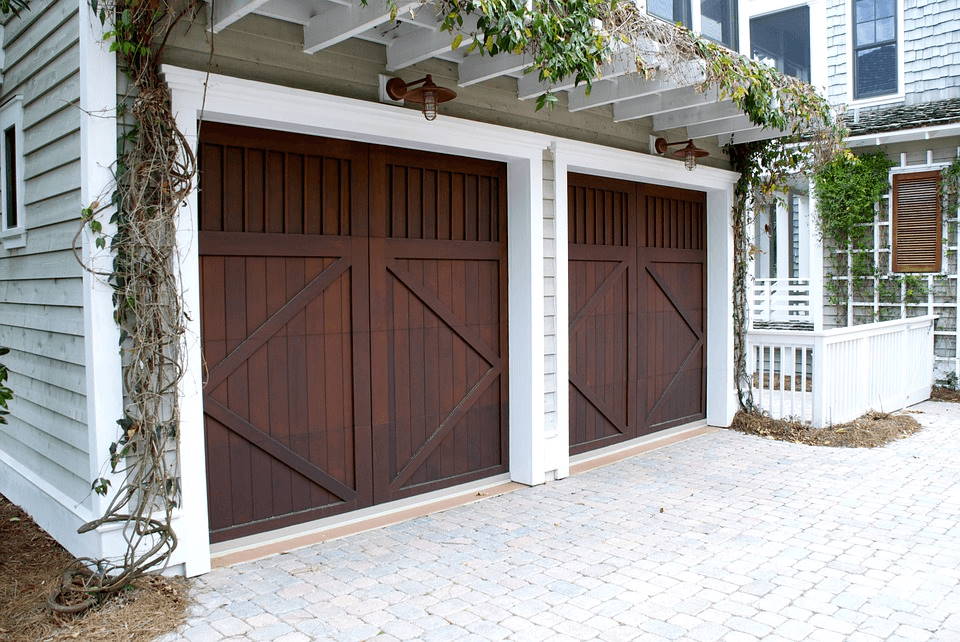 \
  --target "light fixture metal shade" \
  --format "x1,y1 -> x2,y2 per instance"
654,137 -> 709,170
384,74 -> 457,121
